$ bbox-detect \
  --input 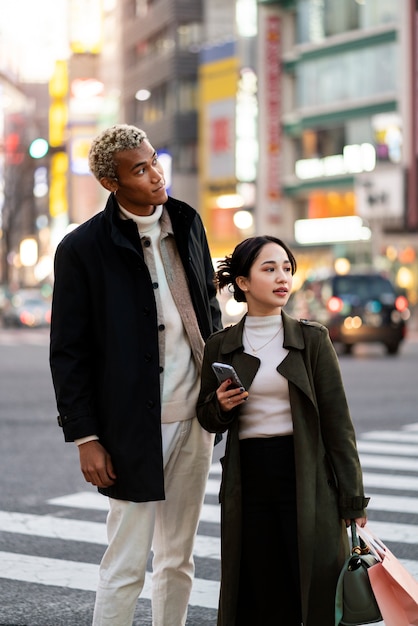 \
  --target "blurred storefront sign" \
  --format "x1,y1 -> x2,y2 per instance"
199,40 -> 240,257
69,0 -> 103,55
296,143 -> 376,180
355,166 -> 404,220
294,216 -> 371,245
